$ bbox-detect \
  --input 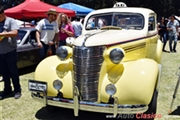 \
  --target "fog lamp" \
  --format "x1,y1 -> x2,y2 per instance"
105,84 -> 117,95
53,79 -> 63,91
109,48 -> 124,64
